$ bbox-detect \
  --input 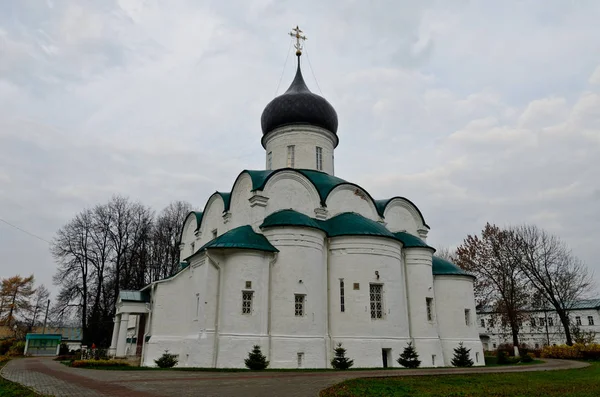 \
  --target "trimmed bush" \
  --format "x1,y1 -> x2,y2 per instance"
451,342 -> 474,367
154,350 -> 179,368
244,345 -> 269,370
541,343 -> 600,360
397,342 -> 421,368
331,343 -> 354,370
71,359 -> 130,368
